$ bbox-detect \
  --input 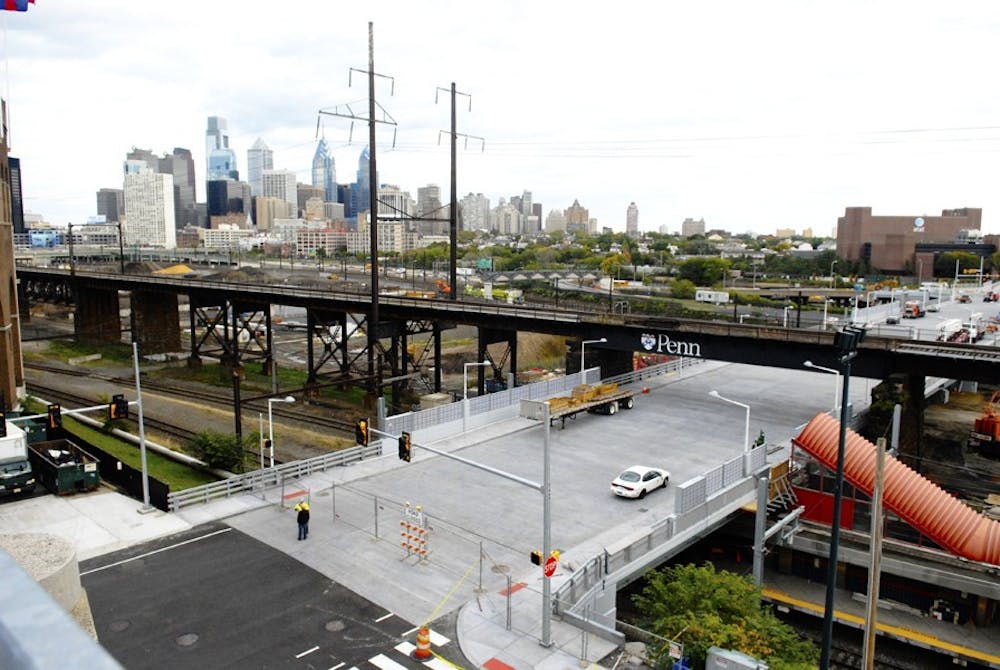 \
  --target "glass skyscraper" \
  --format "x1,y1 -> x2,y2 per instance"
206,116 -> 238,180
312,138 -> 336,202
